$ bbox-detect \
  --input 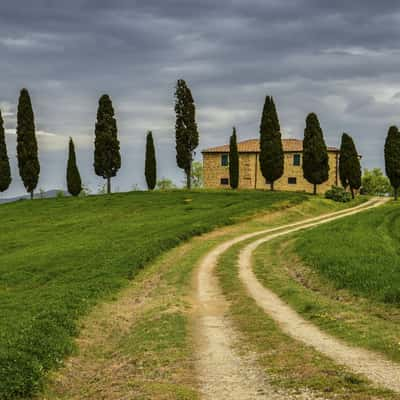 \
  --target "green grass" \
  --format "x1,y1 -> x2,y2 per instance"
0,190 -> 306,399
295,202 -> 400,304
